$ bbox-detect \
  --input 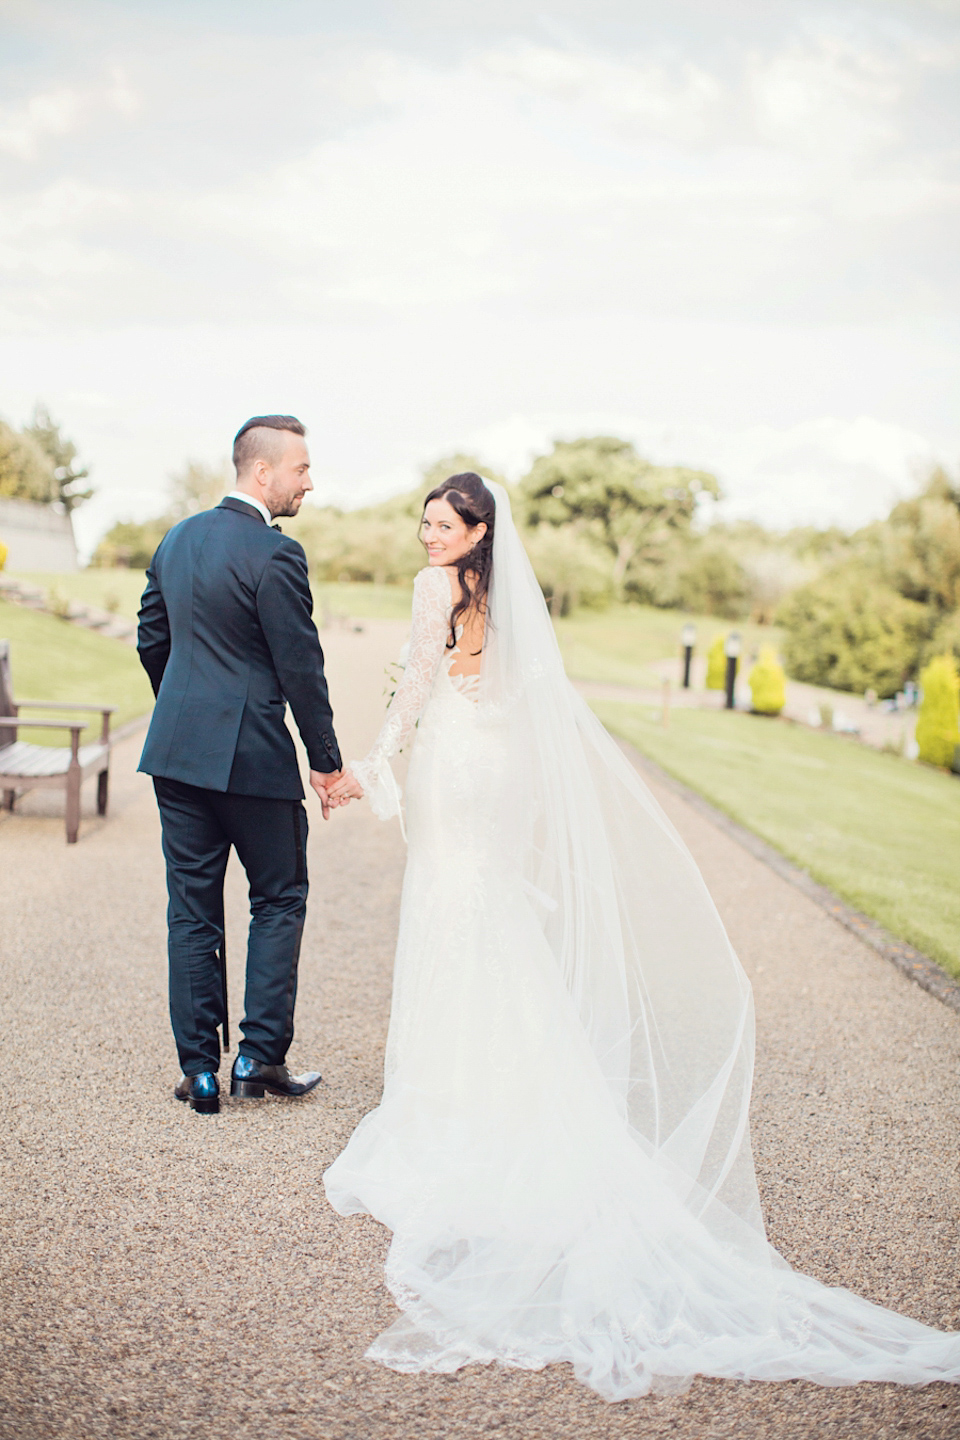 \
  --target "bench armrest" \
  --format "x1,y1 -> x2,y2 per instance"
16,701 -> 115,711
14,701 -> 114,742
0,717 -> 86,730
